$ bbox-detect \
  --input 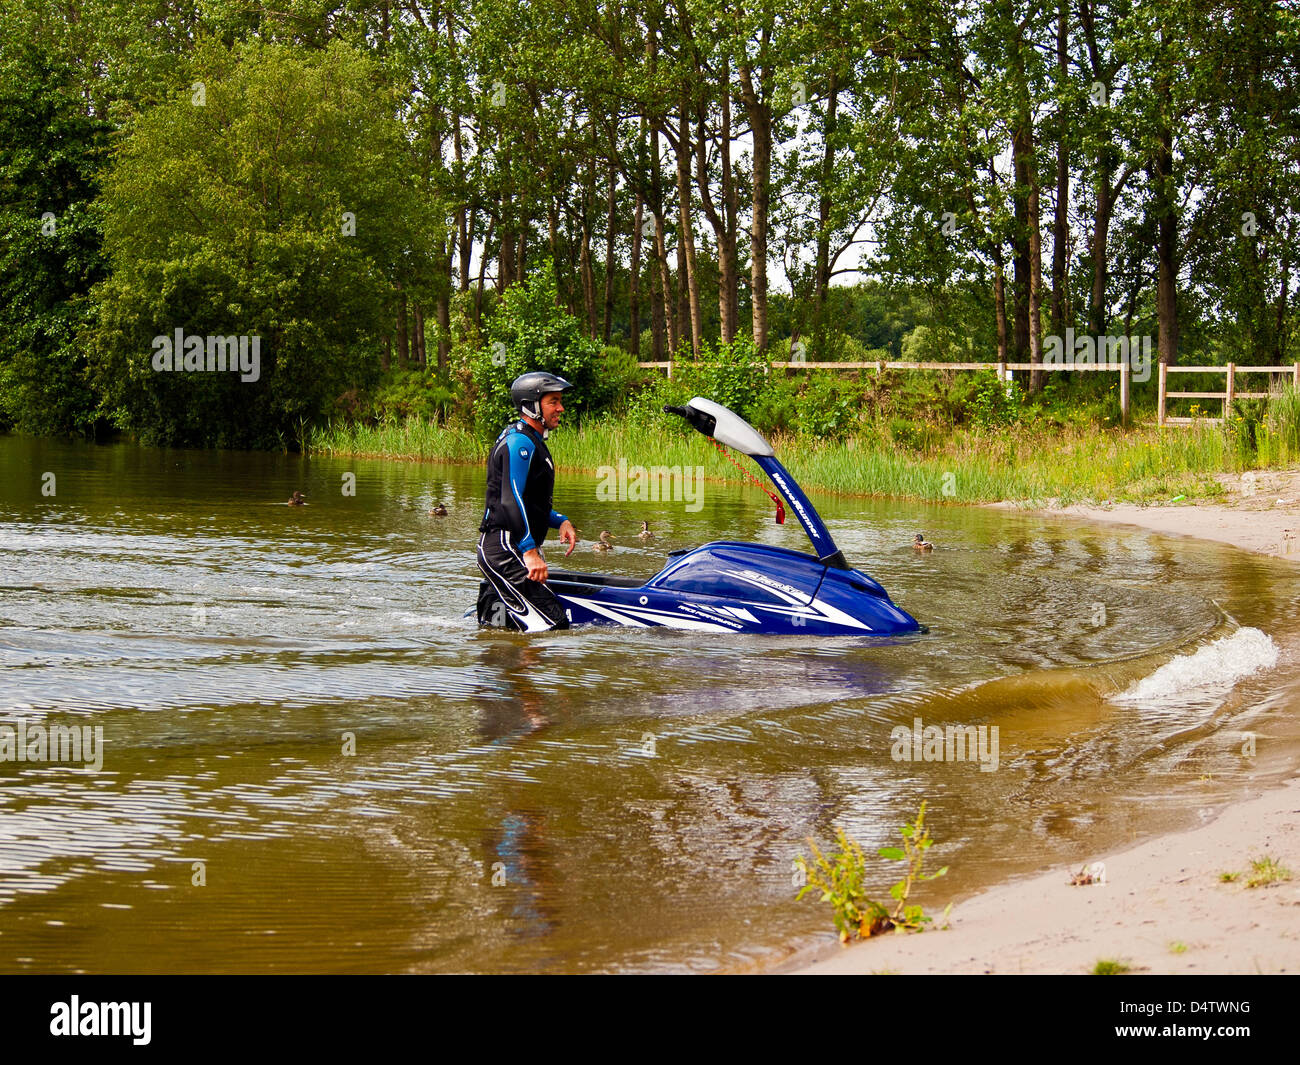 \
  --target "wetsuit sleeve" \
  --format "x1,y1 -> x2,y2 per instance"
503,434 -> 539,552
549,509 -> 569,529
